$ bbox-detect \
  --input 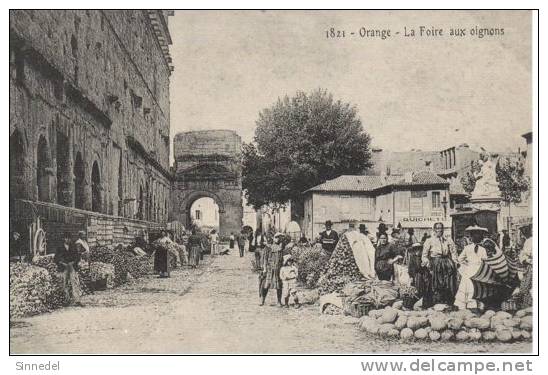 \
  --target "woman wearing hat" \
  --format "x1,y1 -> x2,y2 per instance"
422,222 -> 458,305
454,225 -> 489,311
259,232 -> 285,306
